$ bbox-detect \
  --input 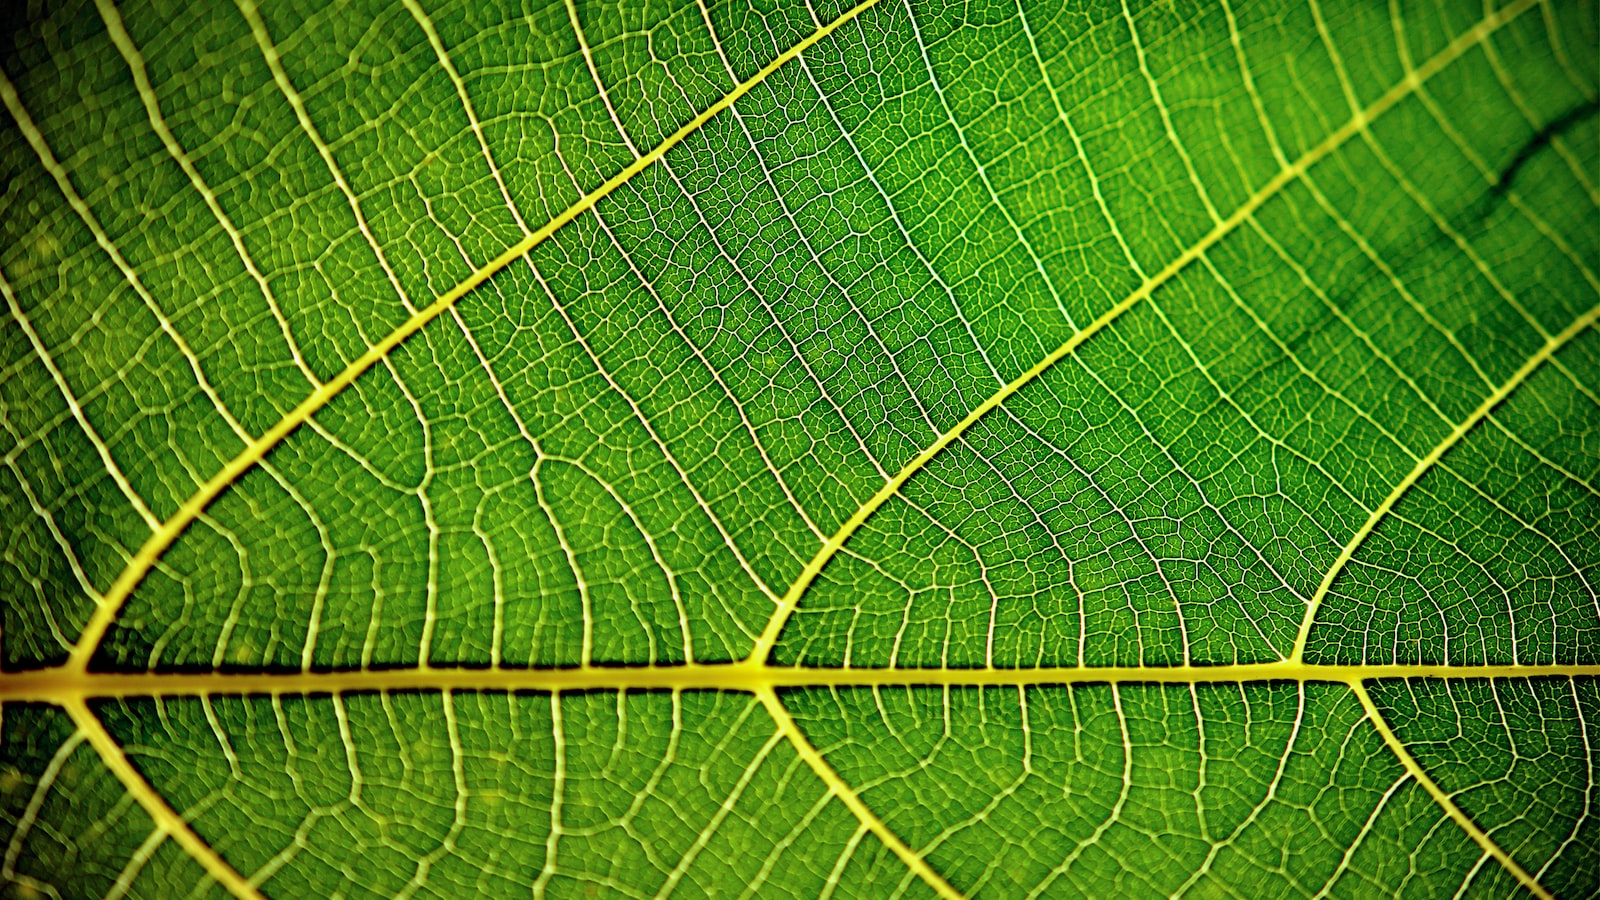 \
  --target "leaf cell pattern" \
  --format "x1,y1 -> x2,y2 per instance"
0,0 -> 1597,897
